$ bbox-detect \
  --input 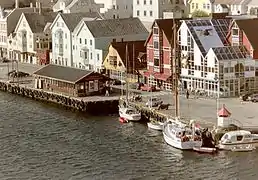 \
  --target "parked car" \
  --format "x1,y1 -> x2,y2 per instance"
249,94 -> 258,102
239,93 -> 253,101
141,85 -> 156,92
145,97 -> 163,107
